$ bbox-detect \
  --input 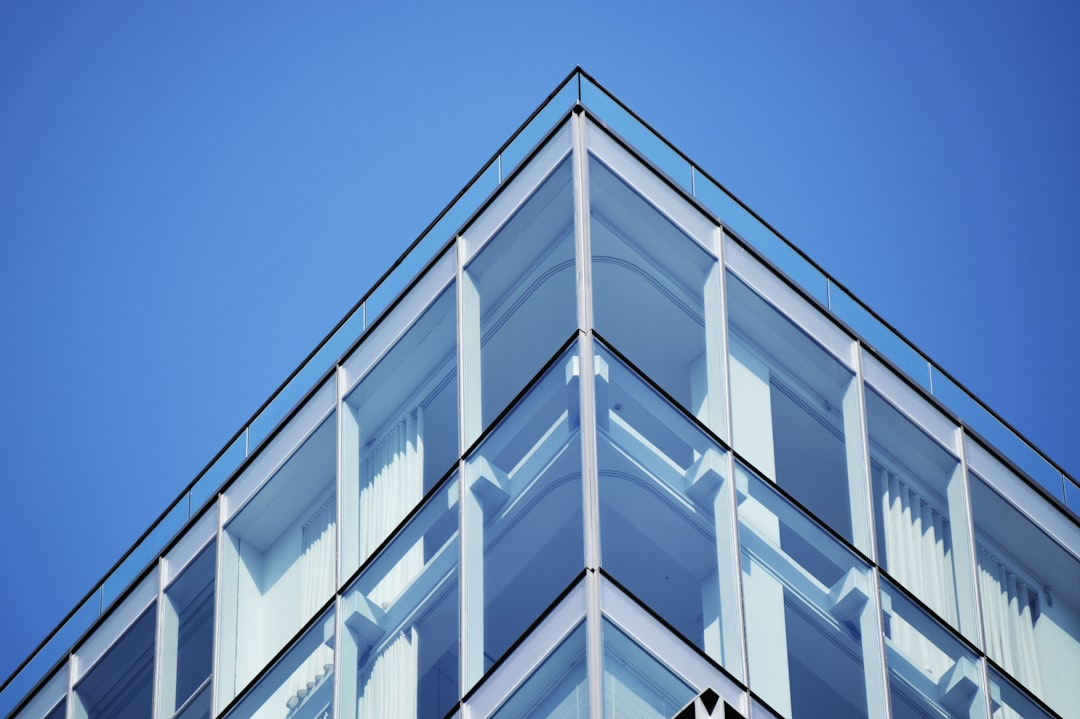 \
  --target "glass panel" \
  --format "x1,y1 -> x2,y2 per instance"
159,542 -> 215,719
490,623 -> 587,719
580,77 -> 693,192
217,416 -> 337,712
1066,477 -> 1080,512
248,360 -> 335,455
932,371 -> 1063,500
726,271 -> 870,551
0,593 -> 98,719
224,610 -> 335,719
44,702 -> 67,719
987,667 -> 1055,719
590,155 -> 725,434
366,160 -> 498,327
461,158 -> 575,445
339,479 -> 459,719
102,498 -> 187,607
866,388 -> 978,640
970,472 -> 1080,716
830,287 -> 931,391
602,620 -> 696,719
595,345 -> 741,677
12,664 -> 66,719
697,179 -> 828,306
500,83 -> 577,178
736,463 -> 886,719
342,280 -> 458,577
73,603 -> 156,719
462,344 -> 584,688
880,579 -> 987,719
190,433 -> 244,512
